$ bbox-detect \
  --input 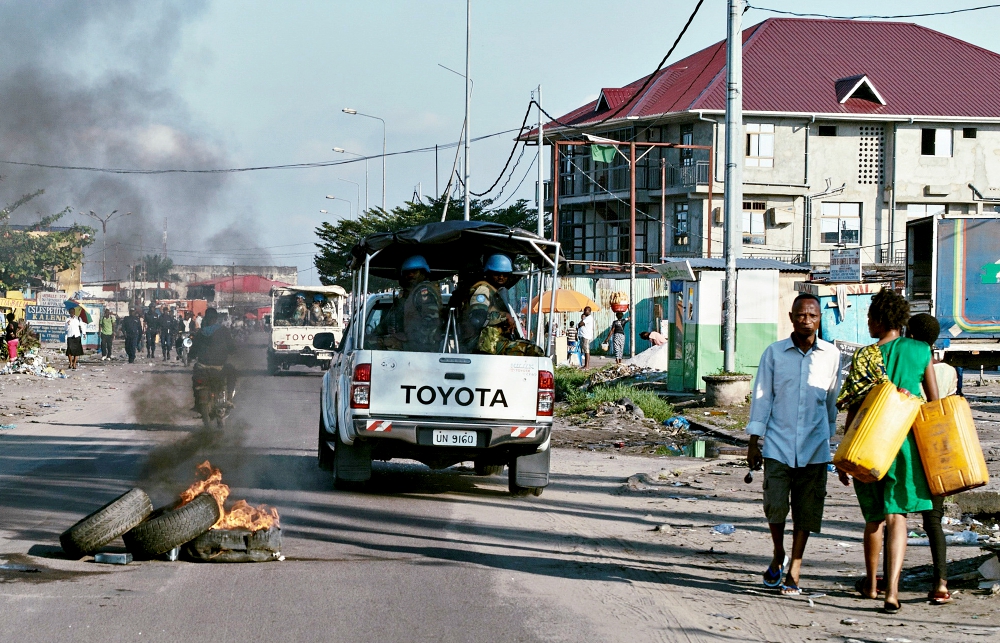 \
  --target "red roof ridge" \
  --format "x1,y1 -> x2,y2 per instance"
904,19 -> 1000,66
